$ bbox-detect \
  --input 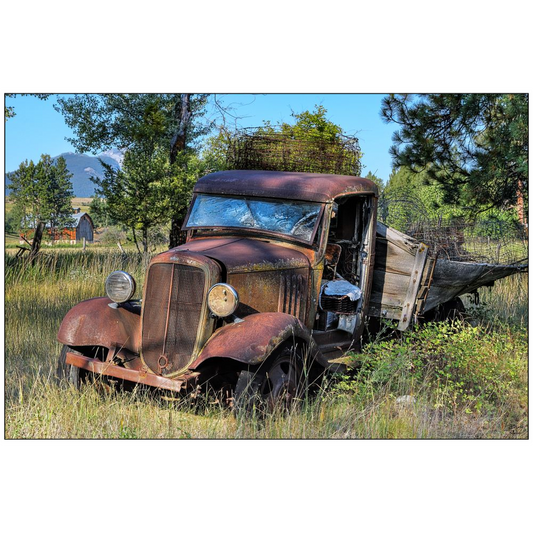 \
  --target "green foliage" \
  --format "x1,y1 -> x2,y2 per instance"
5,93 -> 50,121
7,159 -> 38,230
167,152 -> 215,225
7,155 -> 74,233
98,226 -> 127,246
276,104 -> 344,142
38,156 -> 75,233
200,128 -> 233,172
381,94 -> 528,213
90,147 -> 210,253
88,197 -> 116,228
54,94 -> 211,247
364,171 -> 385,195
221,104 -> 363,176
342,319 -> 527,417
380,166 -> 462,230
380,165 -> 522,236
54,94 -> 209,154
91,147 -> 172,253
4,209 -> 19,234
